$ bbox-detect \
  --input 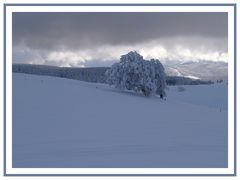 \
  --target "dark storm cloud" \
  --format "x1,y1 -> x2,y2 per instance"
13,12 -> 227,51
12,12 -> 228,66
